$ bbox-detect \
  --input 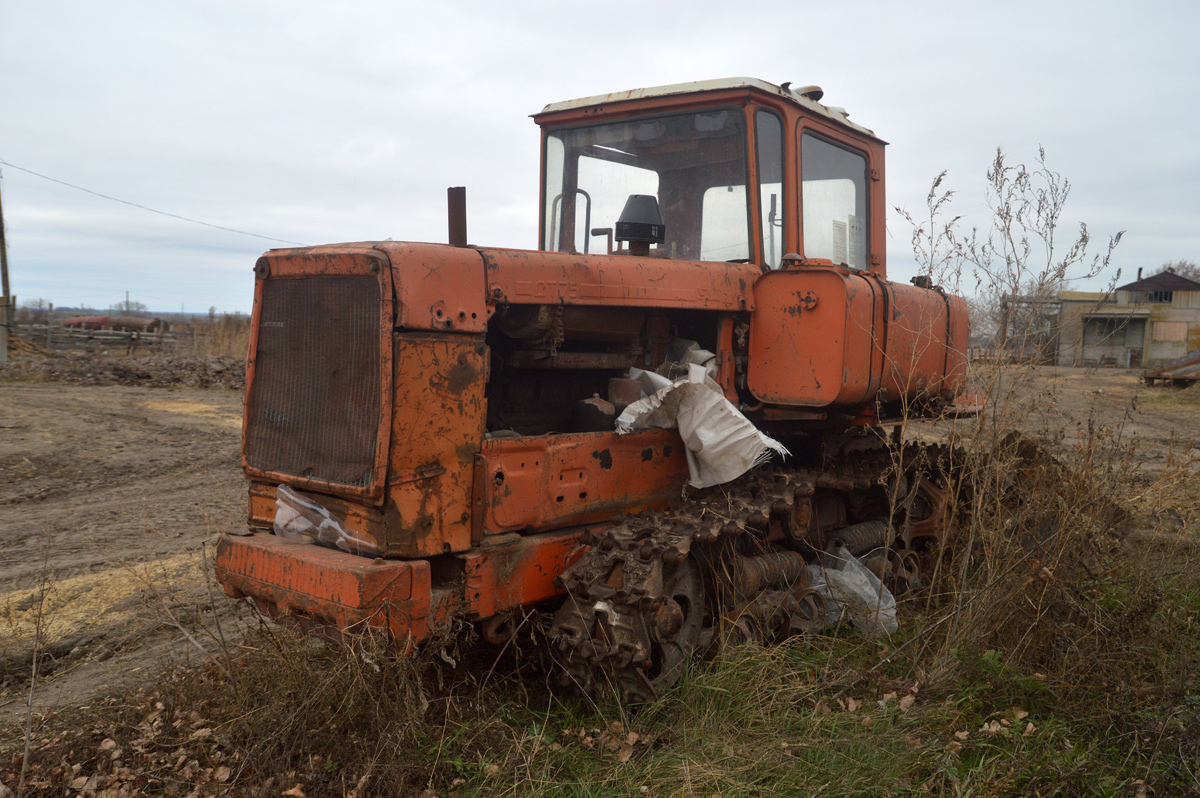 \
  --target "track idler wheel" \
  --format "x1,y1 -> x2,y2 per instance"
709,605 -> 765,657
552,554 -> 708,704
639,558 -> 707,698
785,588 -> 827,636
861,547 -> 922,597
887,548 -> 922,596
